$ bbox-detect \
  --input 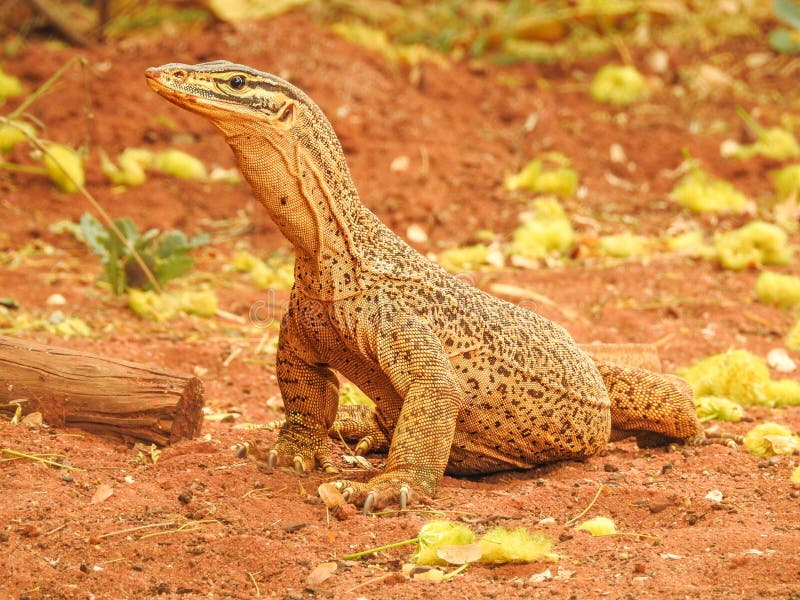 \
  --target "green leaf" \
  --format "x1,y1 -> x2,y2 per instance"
774,0 -> 800,30
110,217 -> 141,258
157,230 -> 190,258
187,232 -> 211,248
769,28 -> 800,53
107,237 -> 126,295
79,213 -> 110,260
154,254 -> 195,284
